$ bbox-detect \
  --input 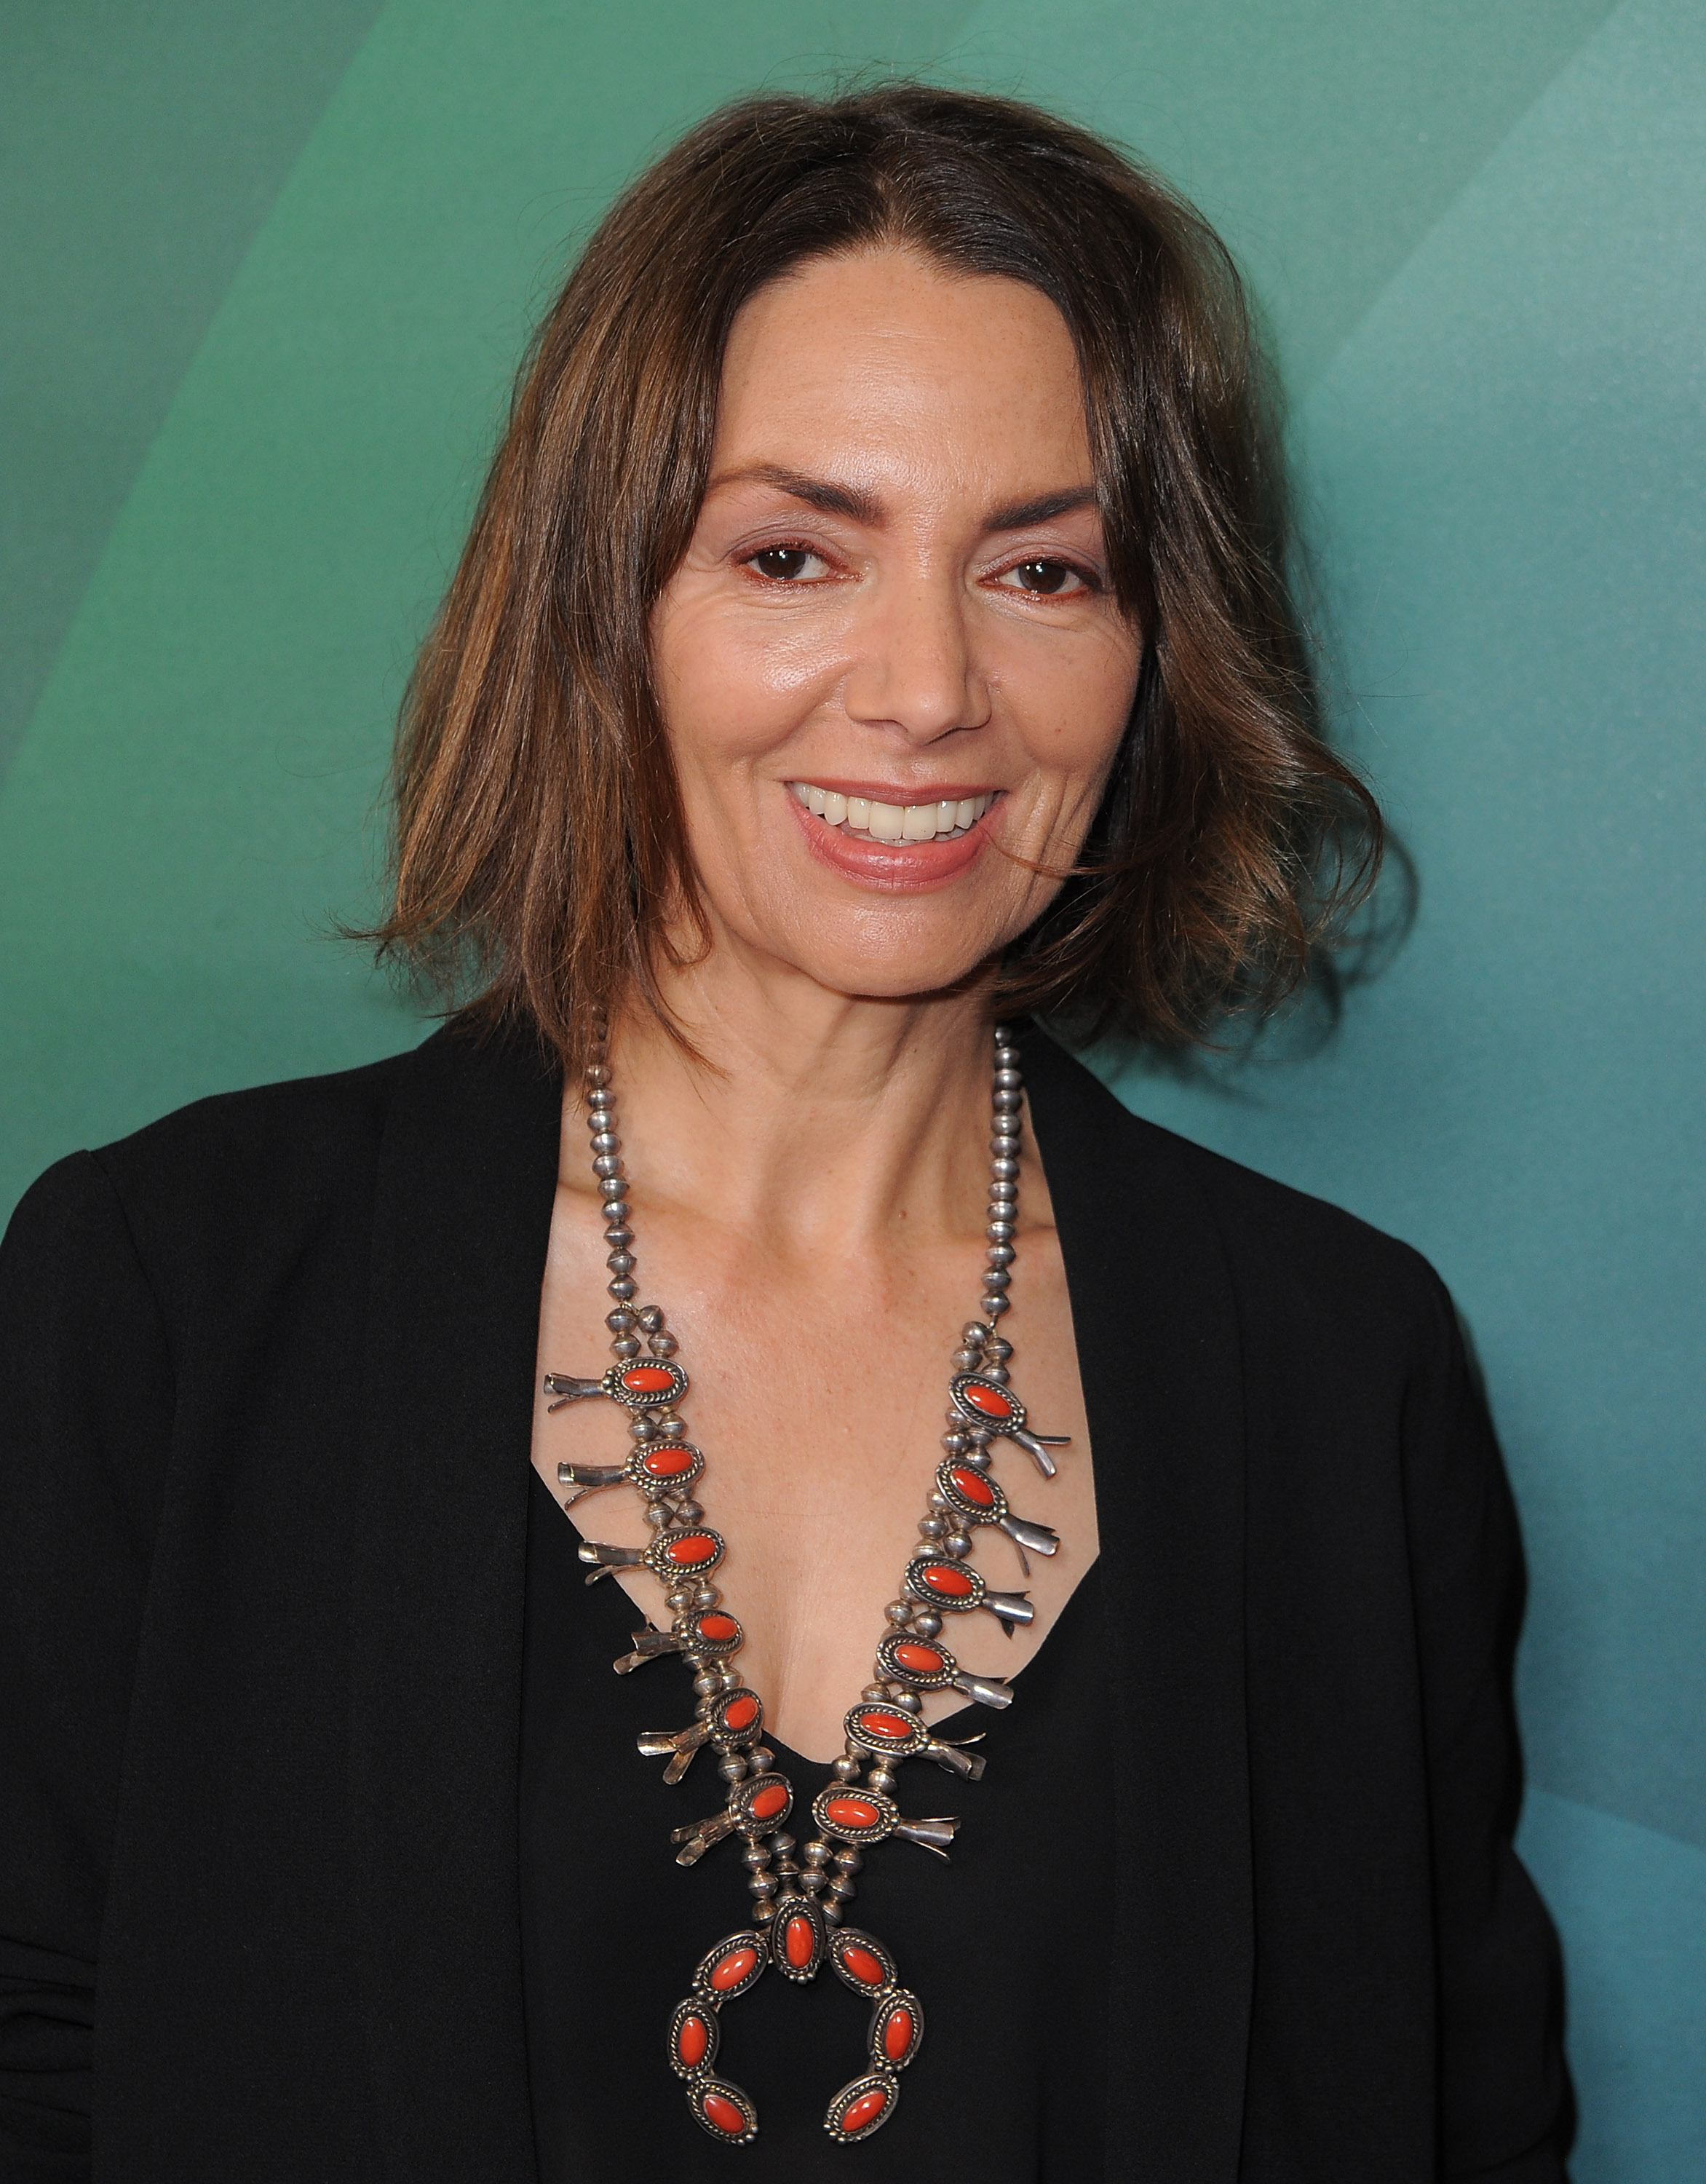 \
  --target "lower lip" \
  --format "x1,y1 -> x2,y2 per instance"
787,796 -> 997,891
